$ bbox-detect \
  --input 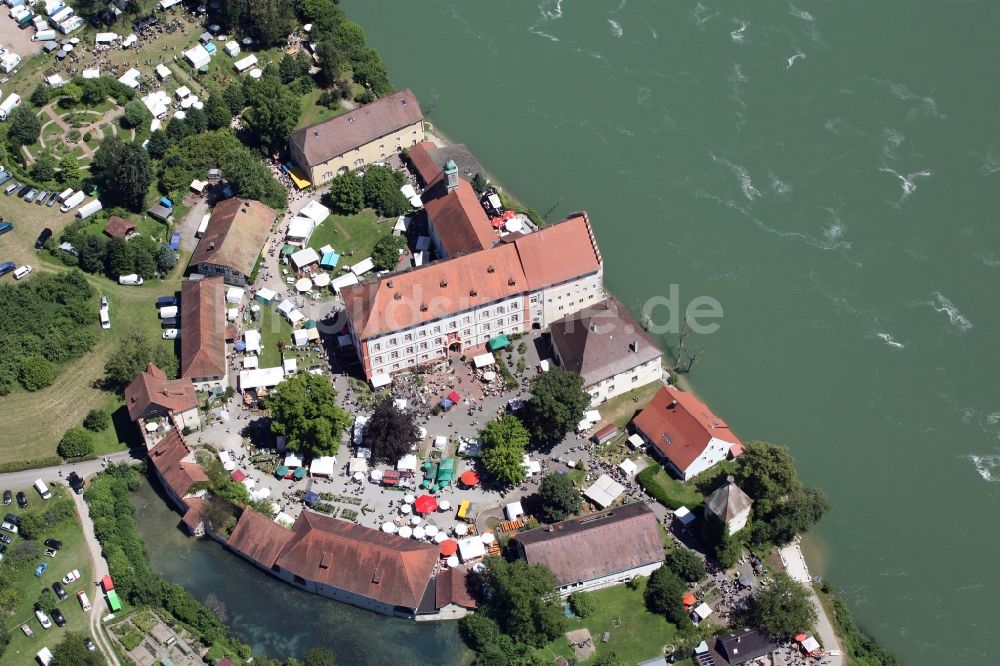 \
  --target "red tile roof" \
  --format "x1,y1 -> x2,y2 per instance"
513,212 -> 601,290
435,565 -> 477,610
290,90 -> 423,167
407,141 -> 441,185
189,199 -> 275,279
148,430 -> 208,499
180,278 -> 227,380
516,503 -> 664,587
632,386 -> 742,475
181,496 -> 209,533
276,511 -> 438,610
226,508 -> 294,568
103,215 -> 136,238
342,243 -> 526,339
423,176 -> 495,257
124,364 -> 197,421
